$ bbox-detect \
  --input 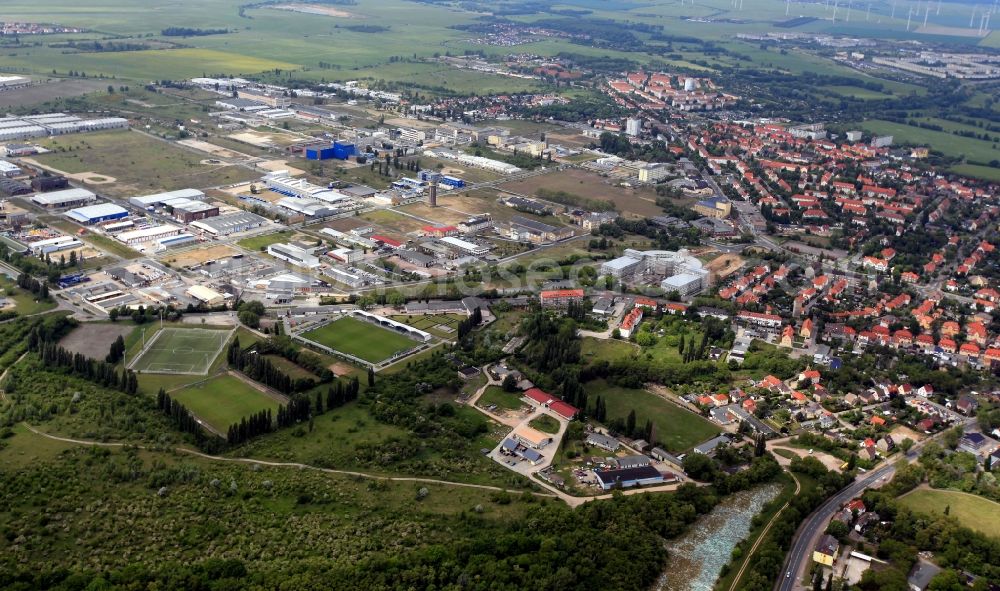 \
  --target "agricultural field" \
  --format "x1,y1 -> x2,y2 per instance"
498,168 -> 665,218
129,327 -> 232,375
30,130 -> 258,197
58,322 -> 134,357
586,379 -> 721,453
855,120 -> 1000,174
300,316 -> 420,364
899,488 -> 1000,539
169,373 -> 282,434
